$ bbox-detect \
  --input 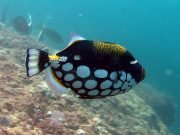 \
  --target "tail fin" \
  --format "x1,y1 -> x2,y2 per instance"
25,48 -> 50,77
